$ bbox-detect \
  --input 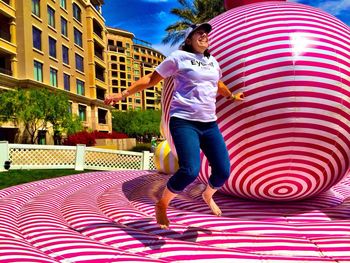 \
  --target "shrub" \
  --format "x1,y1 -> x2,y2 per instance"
63,131 -> 96,146
131,143 -> 151,152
